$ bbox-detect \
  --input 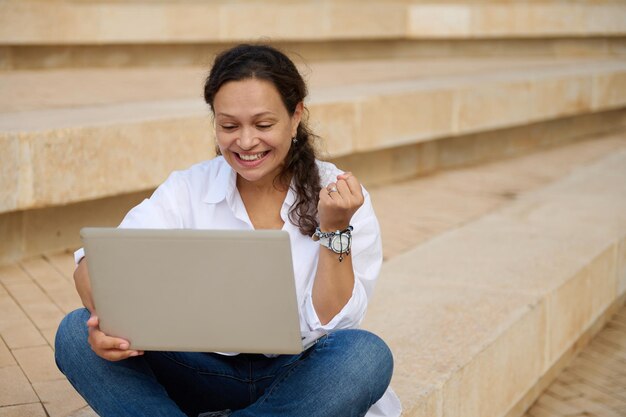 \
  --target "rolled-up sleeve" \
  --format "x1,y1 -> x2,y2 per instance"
302,188 -> 383,331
